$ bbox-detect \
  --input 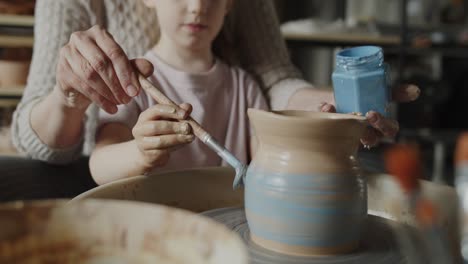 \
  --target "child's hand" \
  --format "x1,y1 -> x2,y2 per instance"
132,103 -> 195,171
319,102 -> 399,148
